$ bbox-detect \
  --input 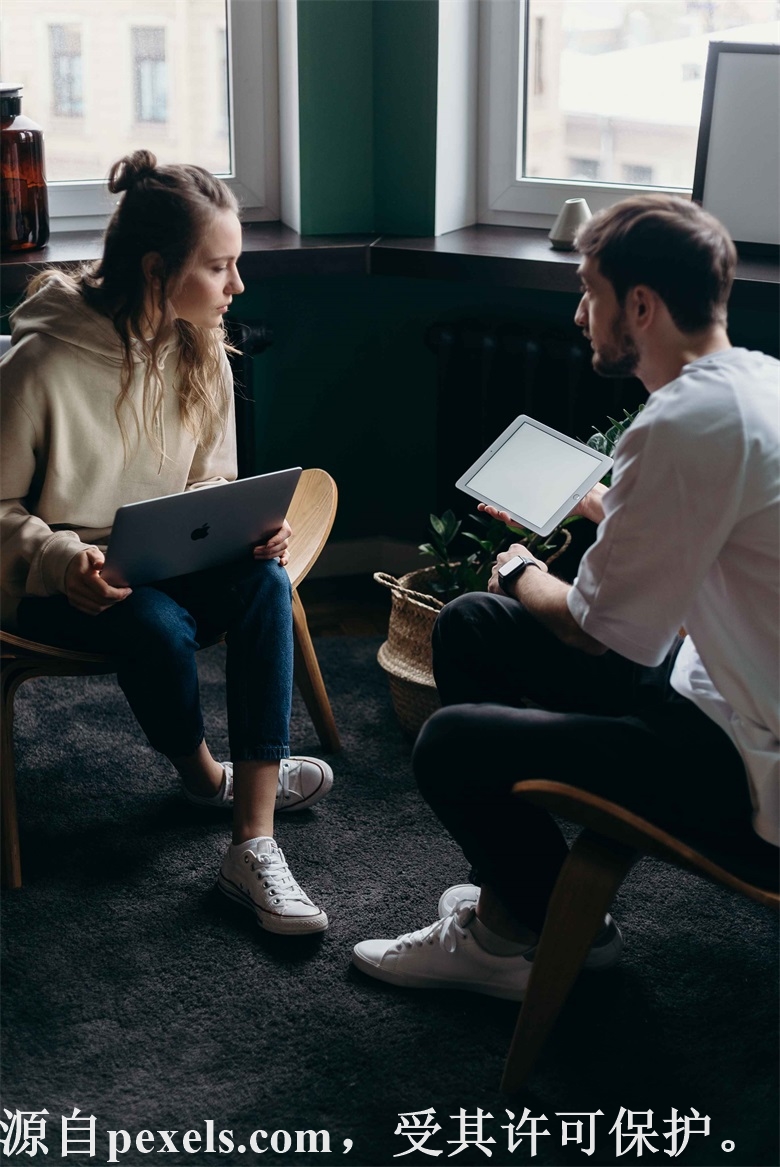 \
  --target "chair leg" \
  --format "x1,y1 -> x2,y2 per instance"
291,589 -> 341,753
501,829 -> 637,1093
1,661 -> 24,889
